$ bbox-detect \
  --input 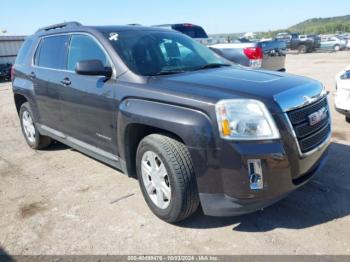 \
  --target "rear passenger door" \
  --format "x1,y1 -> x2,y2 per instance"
33,35 -> 69,130
59,34 -> 117,154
